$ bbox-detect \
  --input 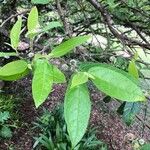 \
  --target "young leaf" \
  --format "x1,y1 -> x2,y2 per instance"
27,6 -> 39,39
10,17 -> 22,49
32,59 -> 53,108
64,84 -> 91,148
49,35 -> 91,58
0,60 -> 29,81
123,102 -> 141,125
128,60 -> 139,79
70,72 -> 89,89
31,0 -> 51,4
88,64 -> 145,102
